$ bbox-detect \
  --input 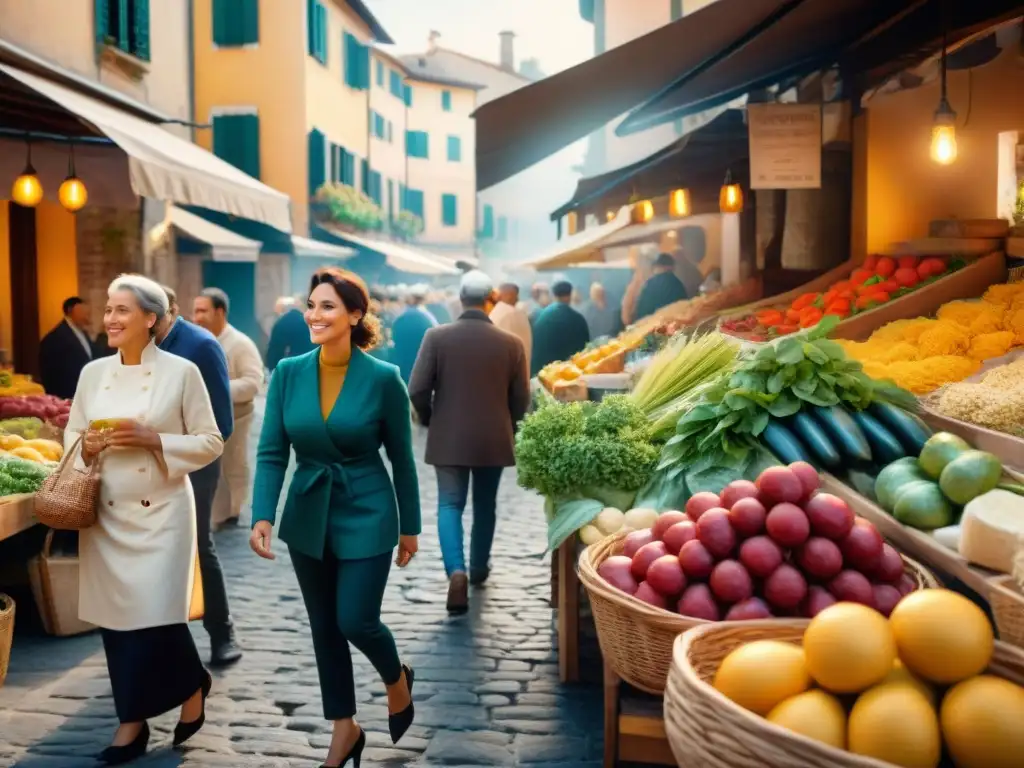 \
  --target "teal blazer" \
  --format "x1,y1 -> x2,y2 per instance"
251,348 -> 421,561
